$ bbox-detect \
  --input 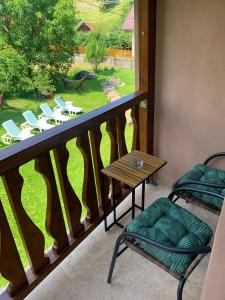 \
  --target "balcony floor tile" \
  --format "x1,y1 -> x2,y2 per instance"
26,184 -> 218,300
